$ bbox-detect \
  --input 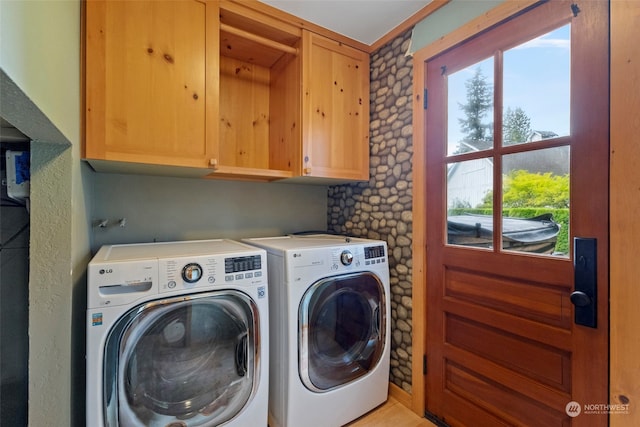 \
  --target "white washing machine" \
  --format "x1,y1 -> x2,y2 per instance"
86,239 -> 269,427
243,234 -> 391,427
